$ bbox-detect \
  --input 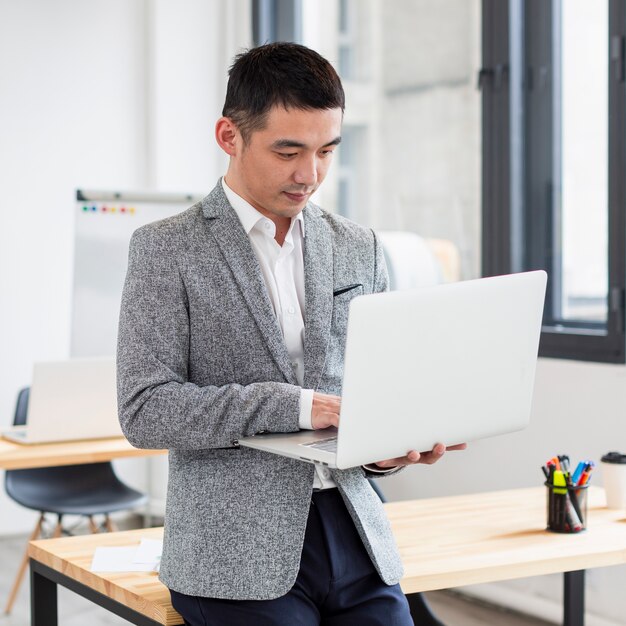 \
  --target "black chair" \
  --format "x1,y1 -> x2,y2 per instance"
368,479 -> 446,626
4,387 -> 148,614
